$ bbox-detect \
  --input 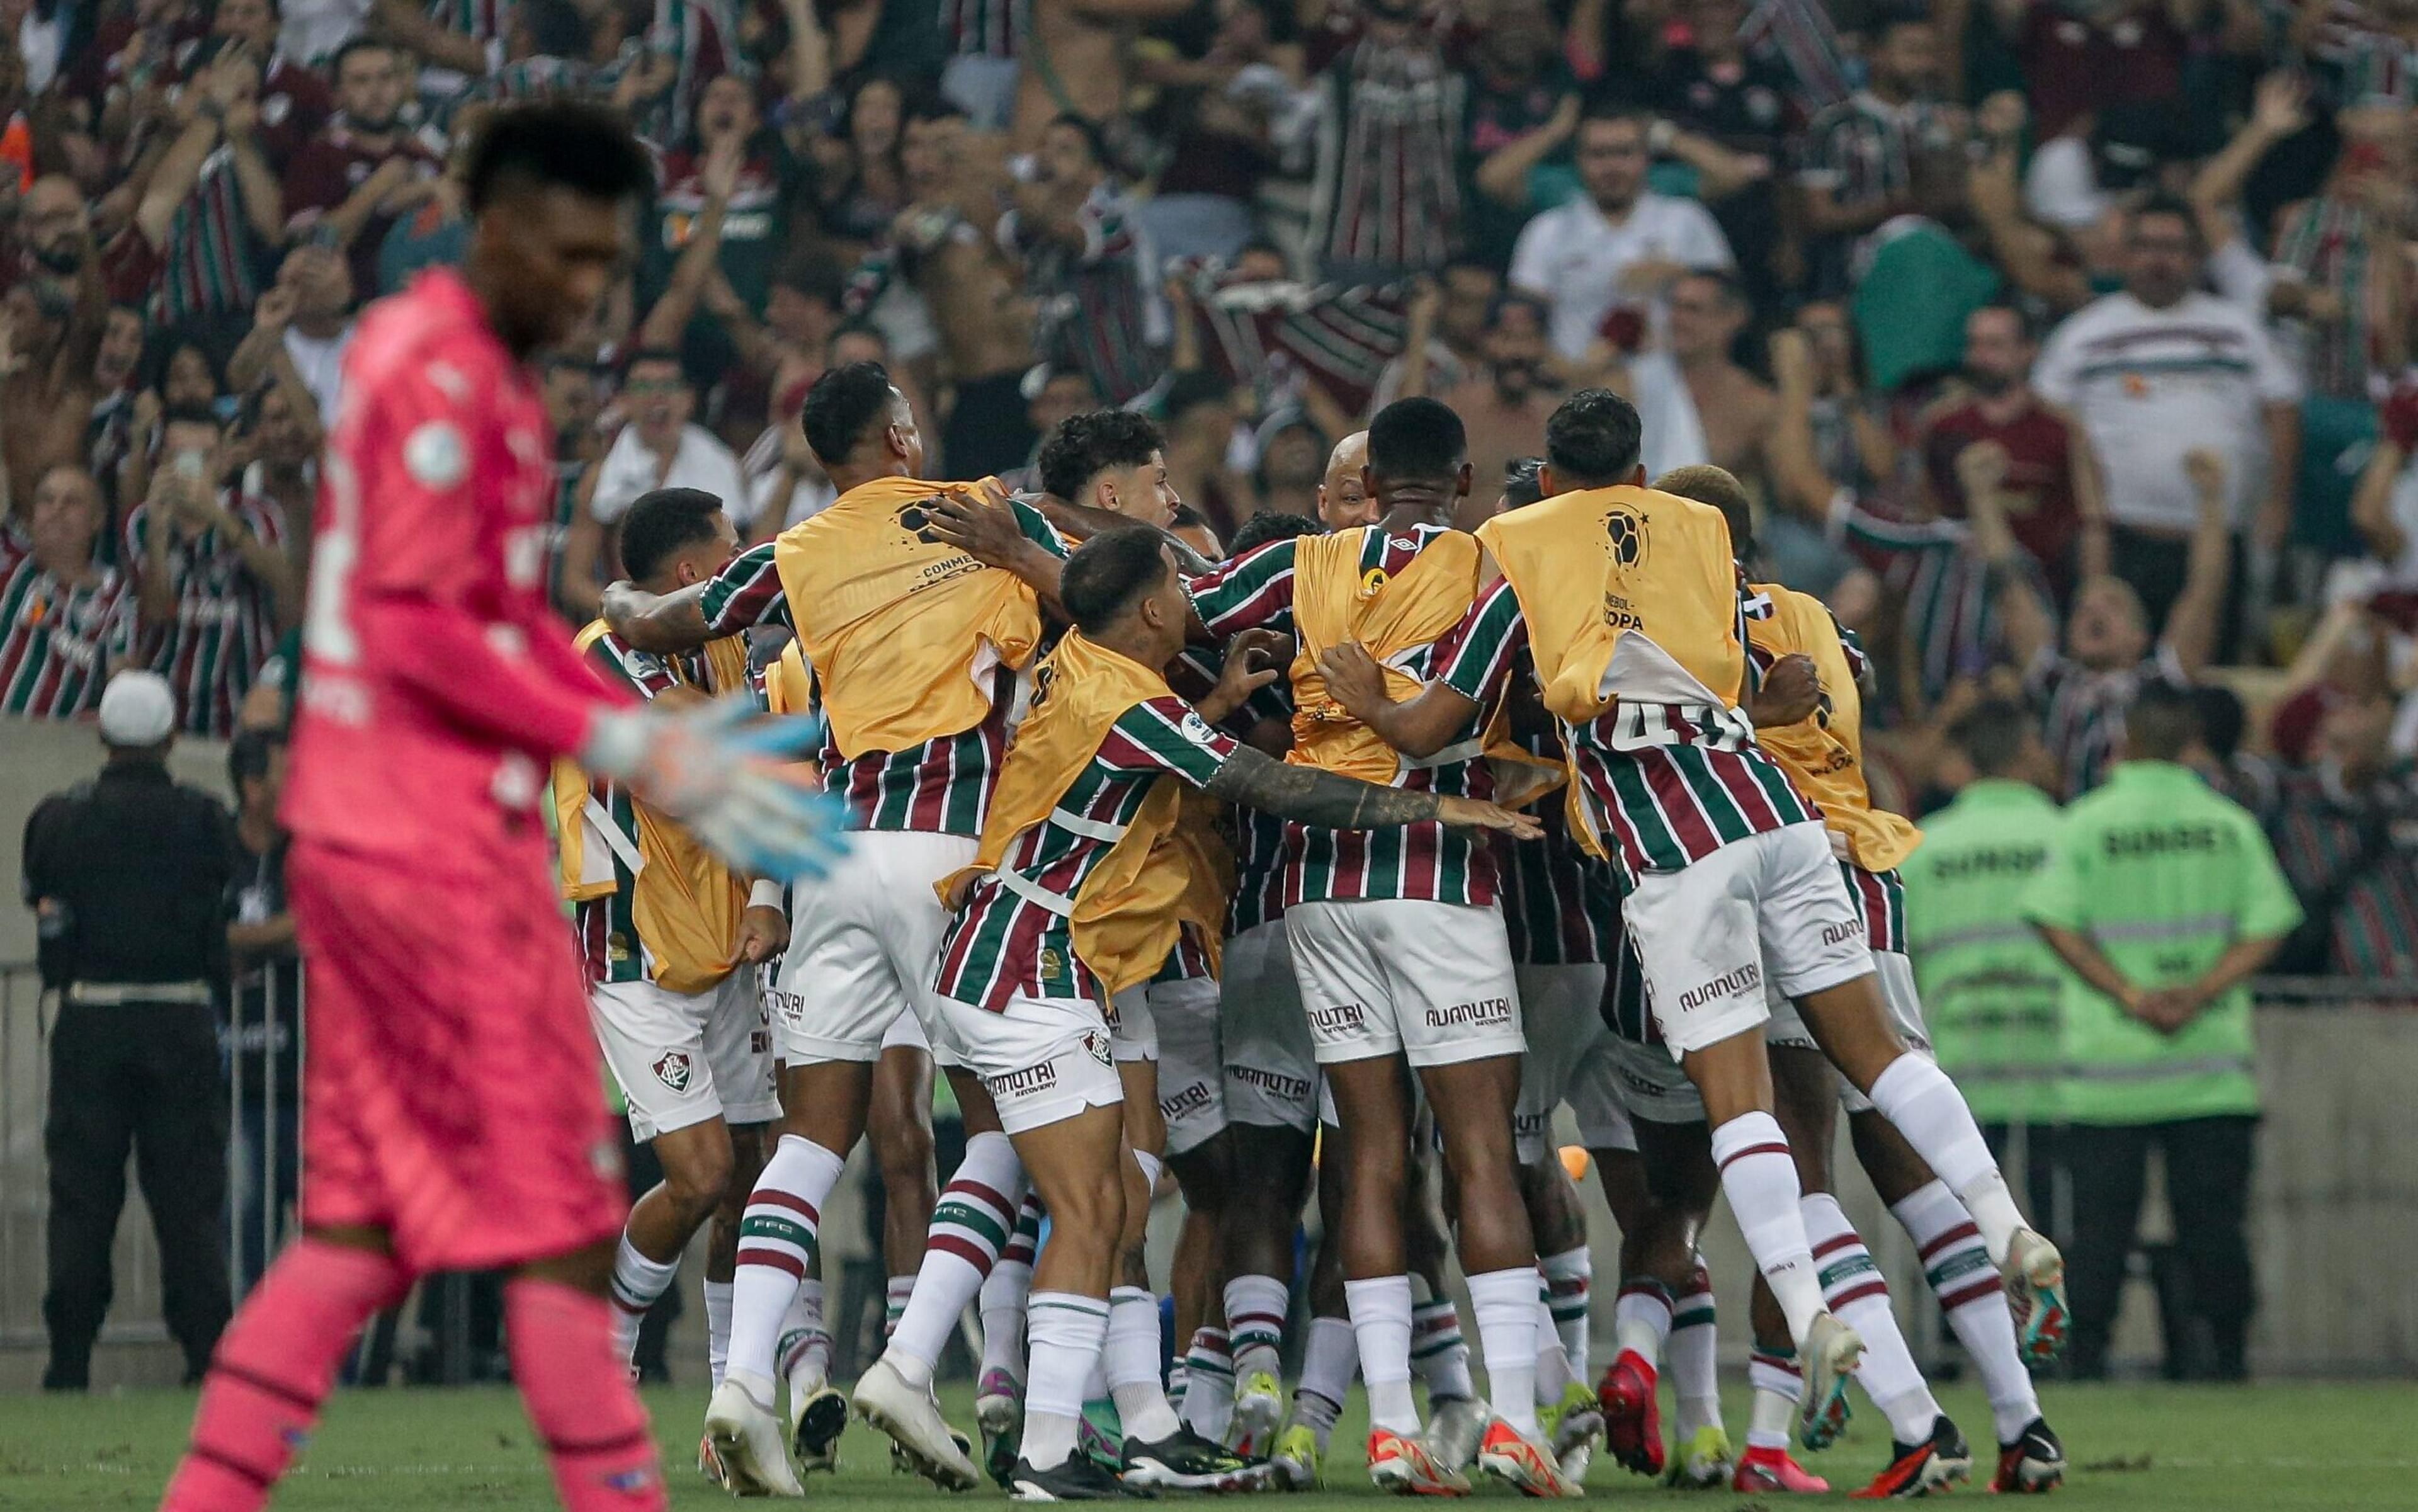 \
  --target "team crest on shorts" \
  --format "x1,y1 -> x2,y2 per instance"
1083,1030 -> 1112,1067
652,1051 -> 693,1093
